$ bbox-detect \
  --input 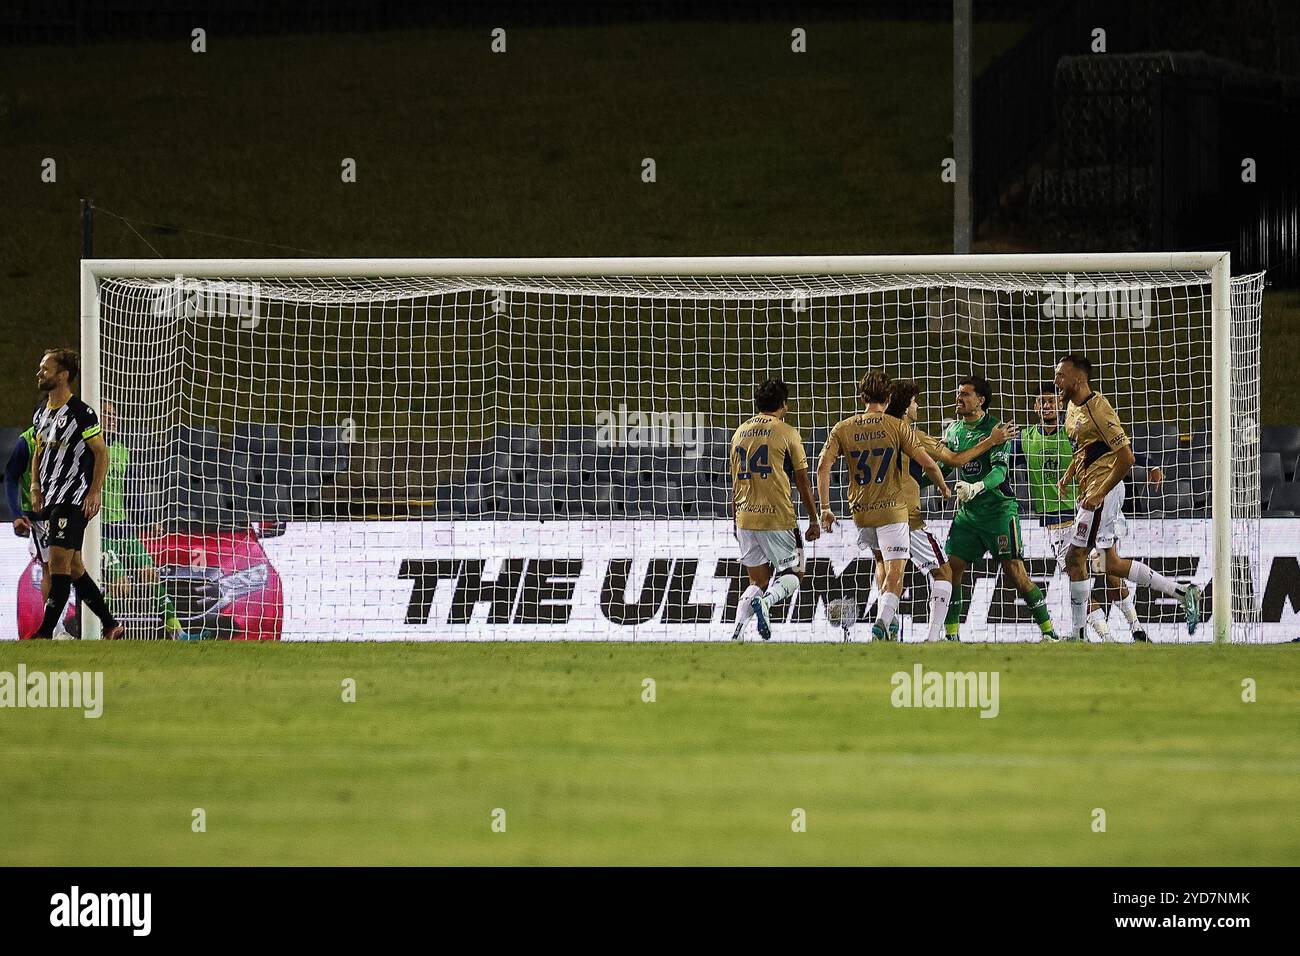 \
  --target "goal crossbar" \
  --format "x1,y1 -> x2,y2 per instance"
82,253 -> 1228,279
